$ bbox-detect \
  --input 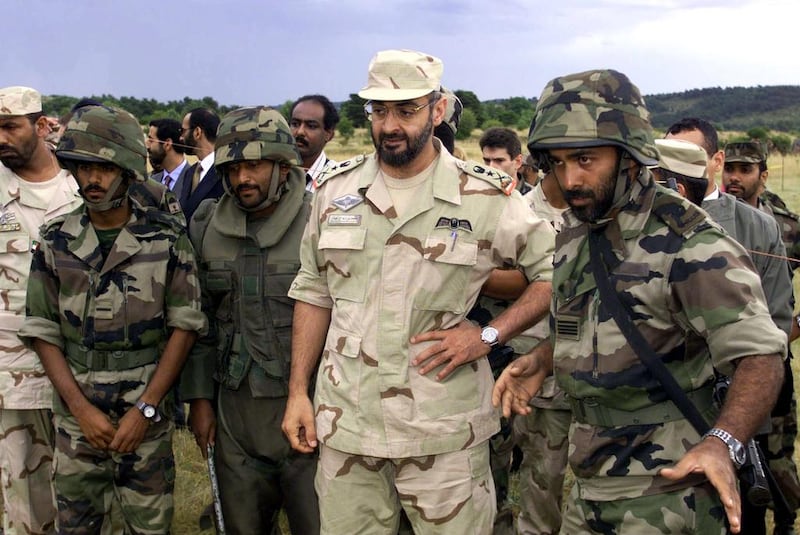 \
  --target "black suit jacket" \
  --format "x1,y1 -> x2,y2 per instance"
180,164 -> 224,224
